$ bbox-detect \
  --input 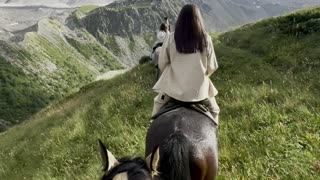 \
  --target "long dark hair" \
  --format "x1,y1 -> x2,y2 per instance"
174,4 -> 207,54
